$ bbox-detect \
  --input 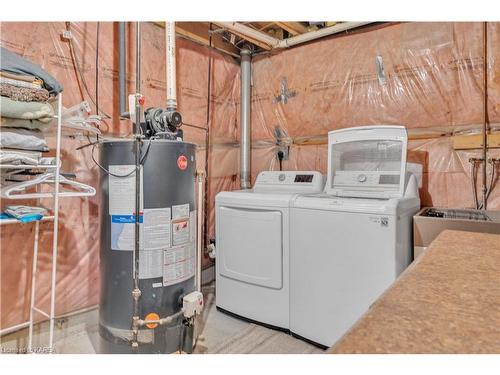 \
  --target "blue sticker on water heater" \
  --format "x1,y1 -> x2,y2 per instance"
111,214 -> 143,223
110,214 -> 143,251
